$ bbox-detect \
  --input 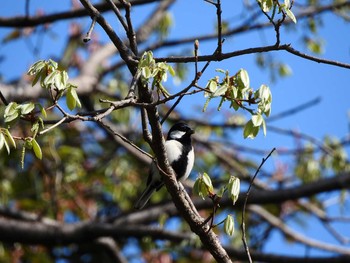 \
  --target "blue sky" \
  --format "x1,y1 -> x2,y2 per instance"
1,0 -> 350,259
